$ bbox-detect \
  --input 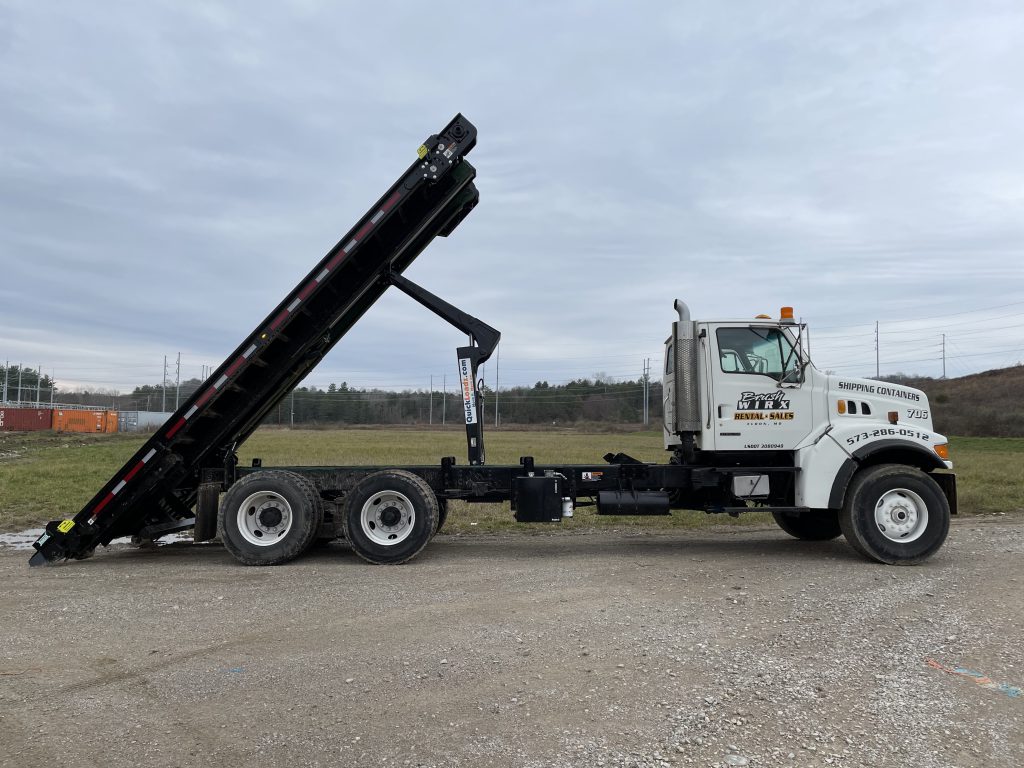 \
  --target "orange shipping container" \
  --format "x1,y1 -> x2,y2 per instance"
52,409 -> 118,434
